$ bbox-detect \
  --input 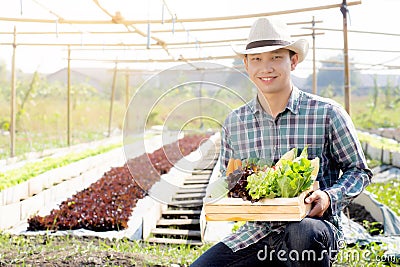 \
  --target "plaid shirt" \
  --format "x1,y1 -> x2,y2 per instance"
220,87 -> 373,252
